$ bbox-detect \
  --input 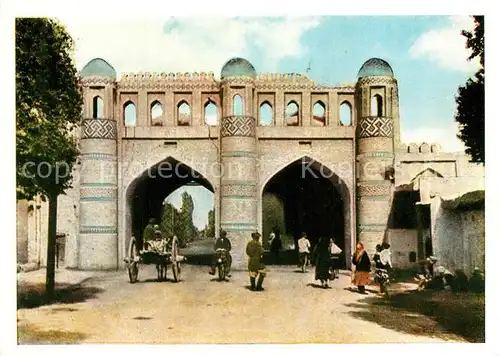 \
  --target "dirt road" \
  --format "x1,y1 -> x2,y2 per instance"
17,265 -> 467,344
